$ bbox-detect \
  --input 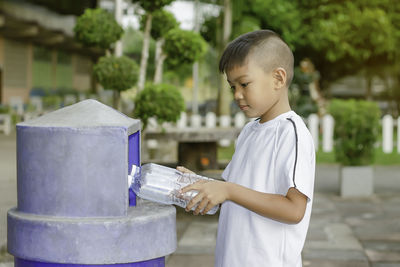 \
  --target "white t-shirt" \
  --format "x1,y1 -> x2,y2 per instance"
215,110 -> 315,267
